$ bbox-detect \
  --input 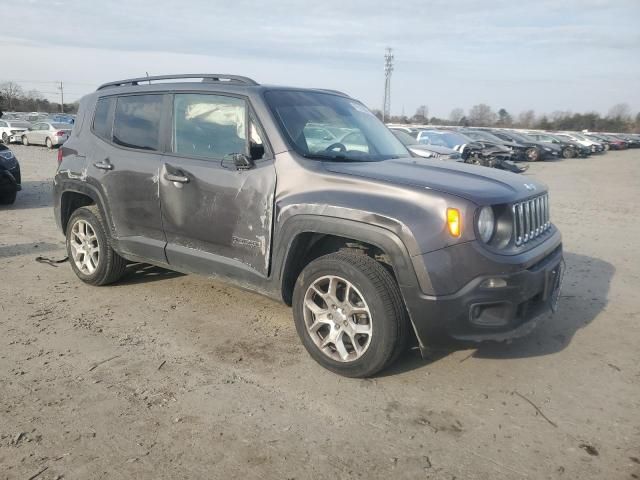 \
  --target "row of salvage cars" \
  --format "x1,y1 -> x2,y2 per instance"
388,124 -> 640,174
0,113 -> 74,205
